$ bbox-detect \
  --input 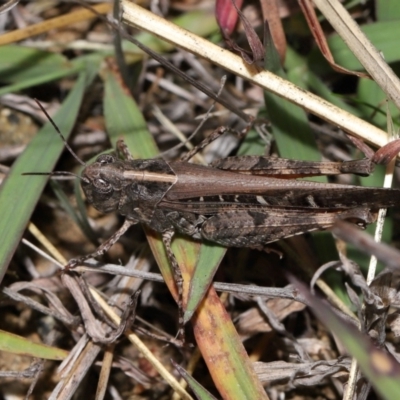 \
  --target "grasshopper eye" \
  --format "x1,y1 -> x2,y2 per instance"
97,154 -> 115,165
94,178 -> 112,193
